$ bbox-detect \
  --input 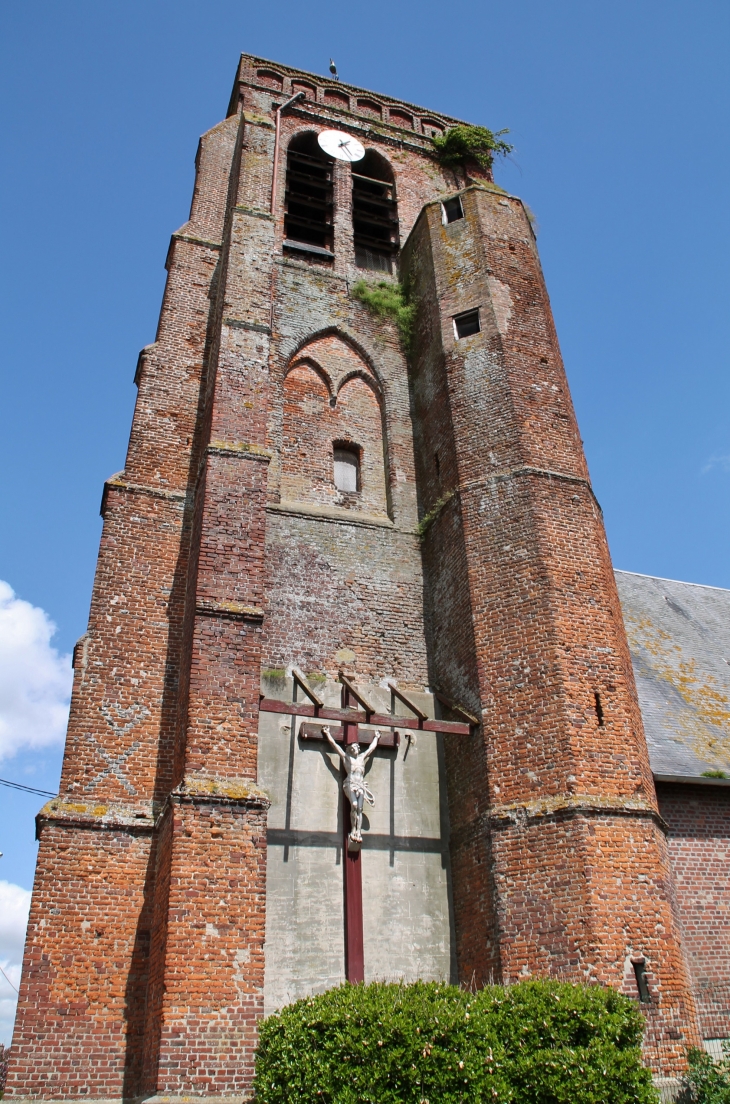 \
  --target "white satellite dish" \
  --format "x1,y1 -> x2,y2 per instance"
318,130 -> 365,163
